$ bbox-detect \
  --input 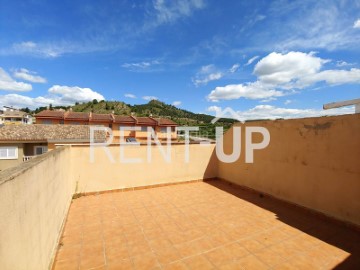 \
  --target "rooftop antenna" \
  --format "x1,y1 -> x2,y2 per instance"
323,98 -> 360,114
